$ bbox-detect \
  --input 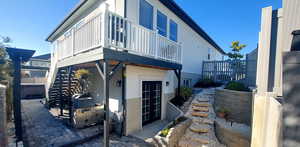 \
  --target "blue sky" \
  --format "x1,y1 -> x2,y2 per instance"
0,0 -> 281,56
